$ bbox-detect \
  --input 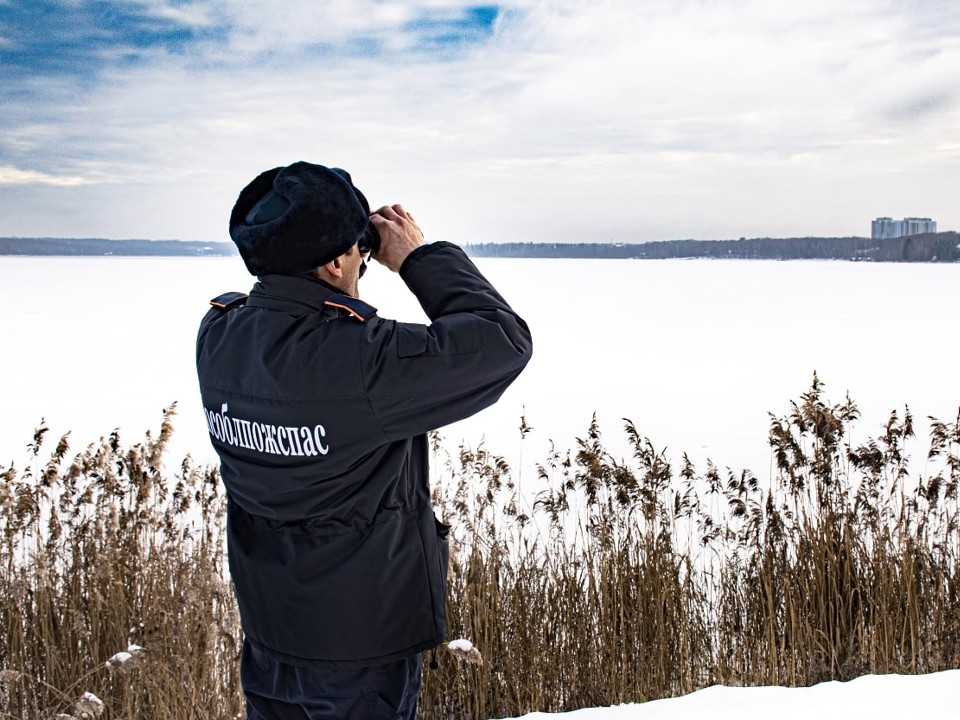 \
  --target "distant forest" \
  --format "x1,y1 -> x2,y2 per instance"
465,232 -> 960,262
2,232 -> 958,262
0,237 -> 236,257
